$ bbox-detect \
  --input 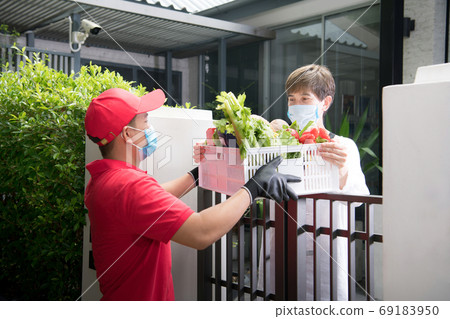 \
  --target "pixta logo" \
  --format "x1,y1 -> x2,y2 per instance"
141,130 -> 173,175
